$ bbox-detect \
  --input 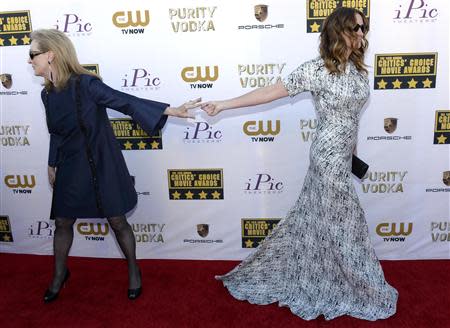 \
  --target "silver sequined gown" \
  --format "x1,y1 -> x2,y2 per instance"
217,58 -> 398,321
